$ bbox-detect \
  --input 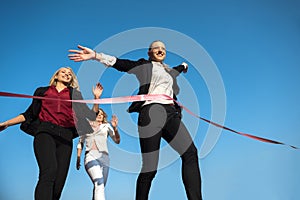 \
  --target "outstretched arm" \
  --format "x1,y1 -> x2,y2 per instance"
0,114 -> 26,132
